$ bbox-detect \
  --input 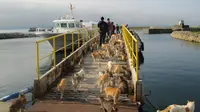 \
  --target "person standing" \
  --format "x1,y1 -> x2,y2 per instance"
116,24 -> 120,34
110,22 -> 115,35
98,16 -> 108,47
107,18 -> 111,38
